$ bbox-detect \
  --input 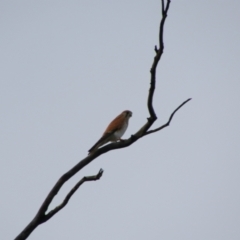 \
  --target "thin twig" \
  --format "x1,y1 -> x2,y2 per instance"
161,0 -> 165,16
40,169 -> 104,223
159,0 -> 171,50
144,98 -> 192,136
